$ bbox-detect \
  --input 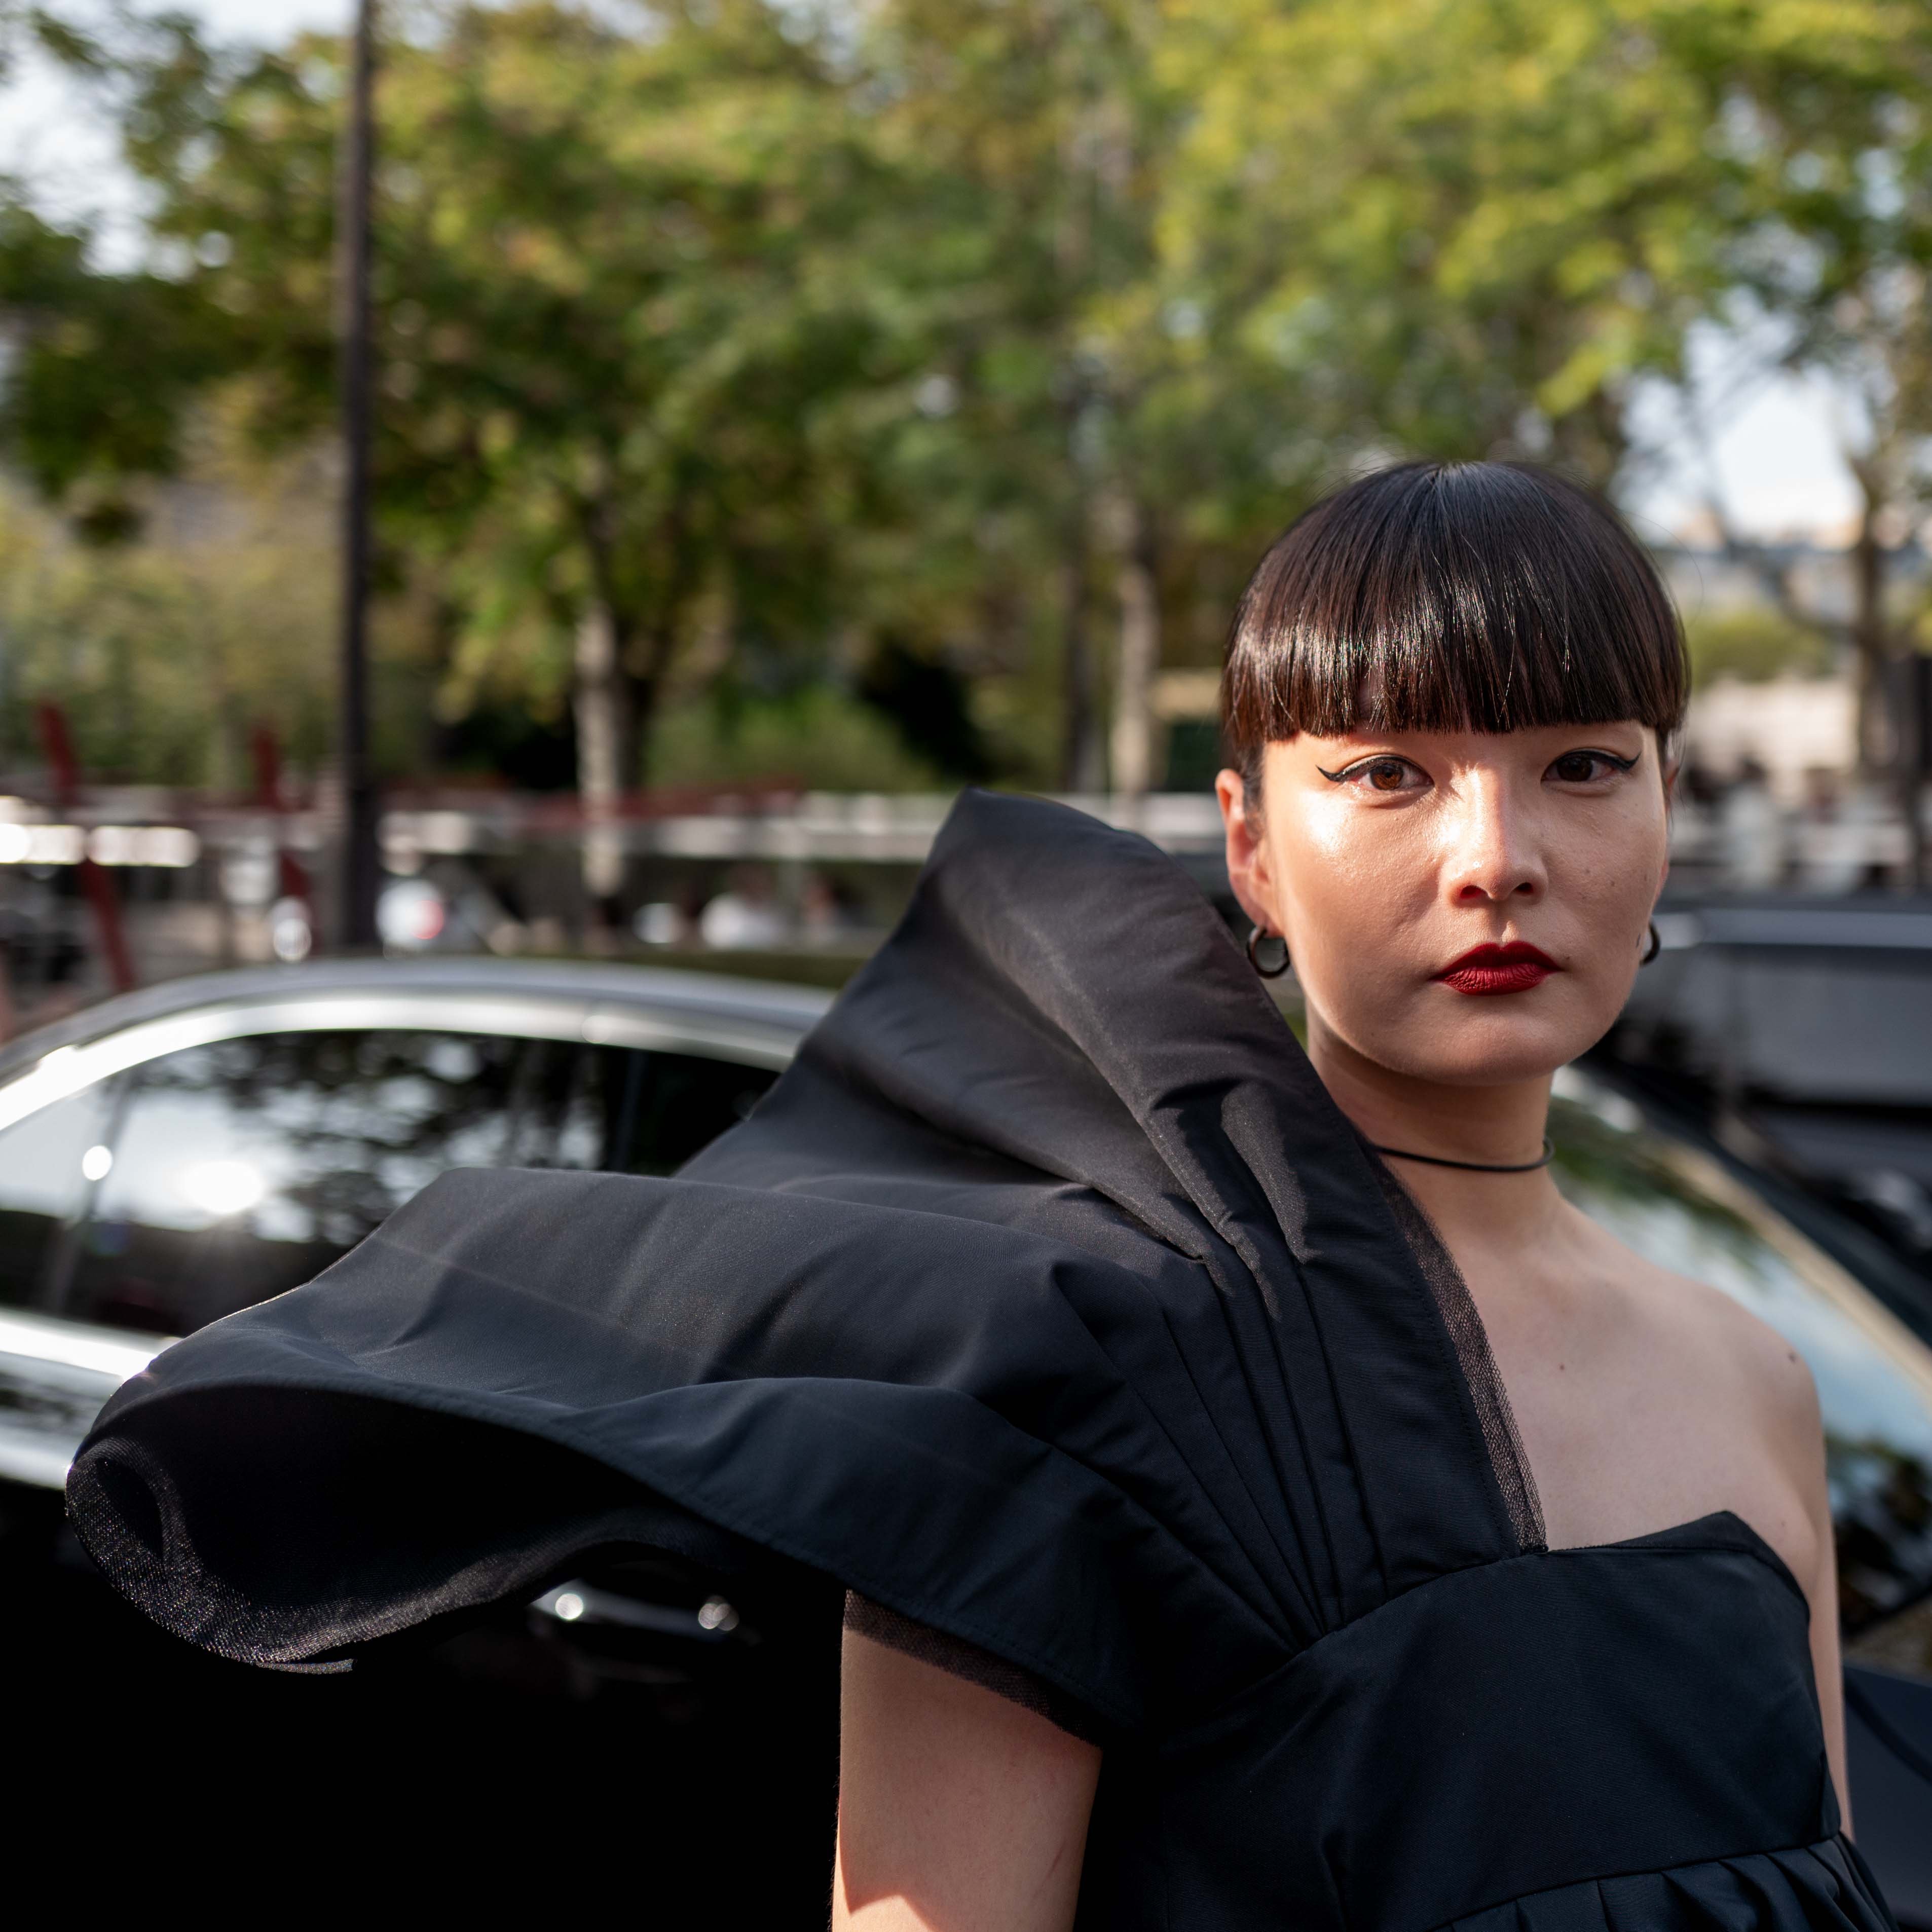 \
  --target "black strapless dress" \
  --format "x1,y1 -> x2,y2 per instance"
68,791 -> 1896,1932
